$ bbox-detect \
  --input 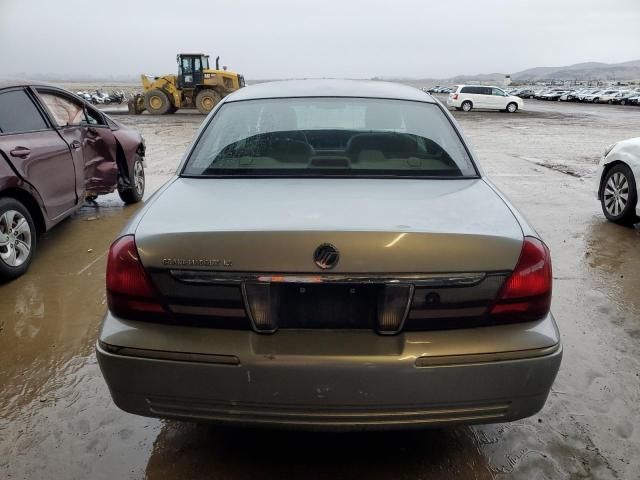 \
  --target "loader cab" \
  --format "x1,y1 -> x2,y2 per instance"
177,54 -> 209,89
